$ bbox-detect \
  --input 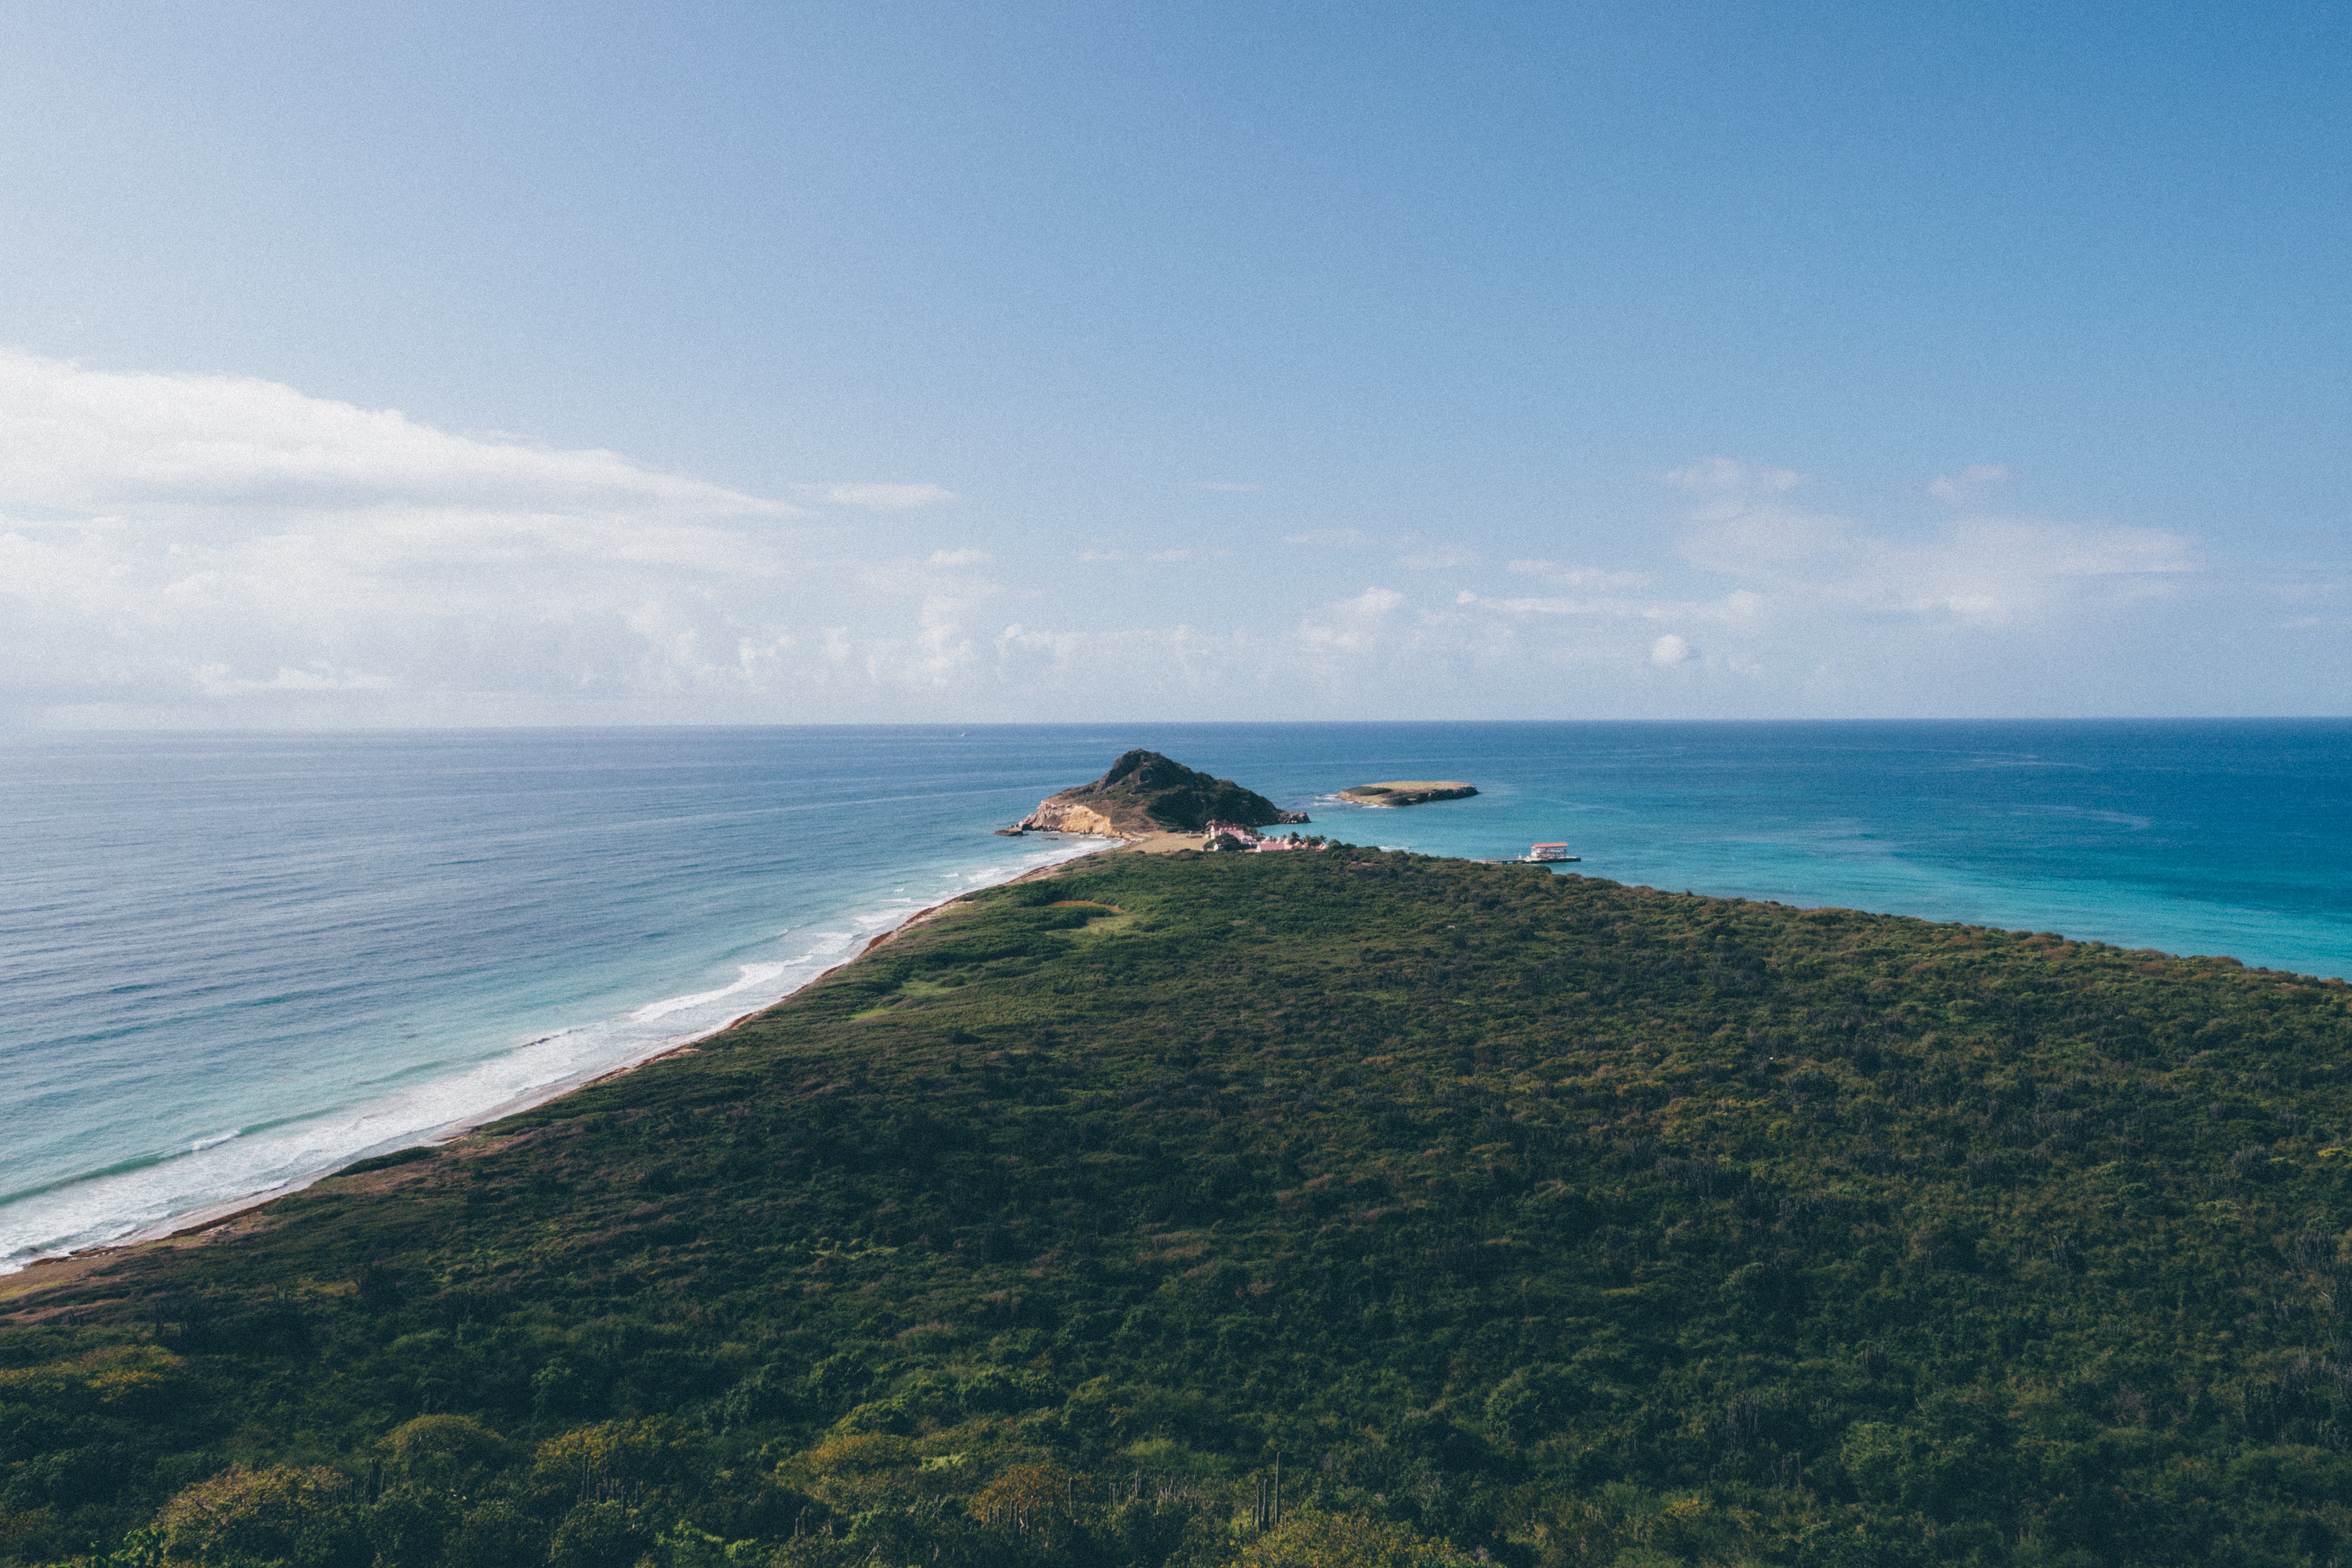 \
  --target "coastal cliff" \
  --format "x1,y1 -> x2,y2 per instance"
1000,748 -> 1308,837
